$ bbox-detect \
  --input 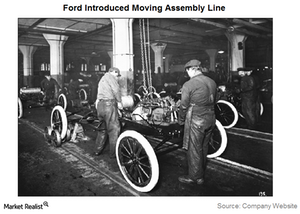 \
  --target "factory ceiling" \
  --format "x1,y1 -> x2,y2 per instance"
18,18 -> 272,67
